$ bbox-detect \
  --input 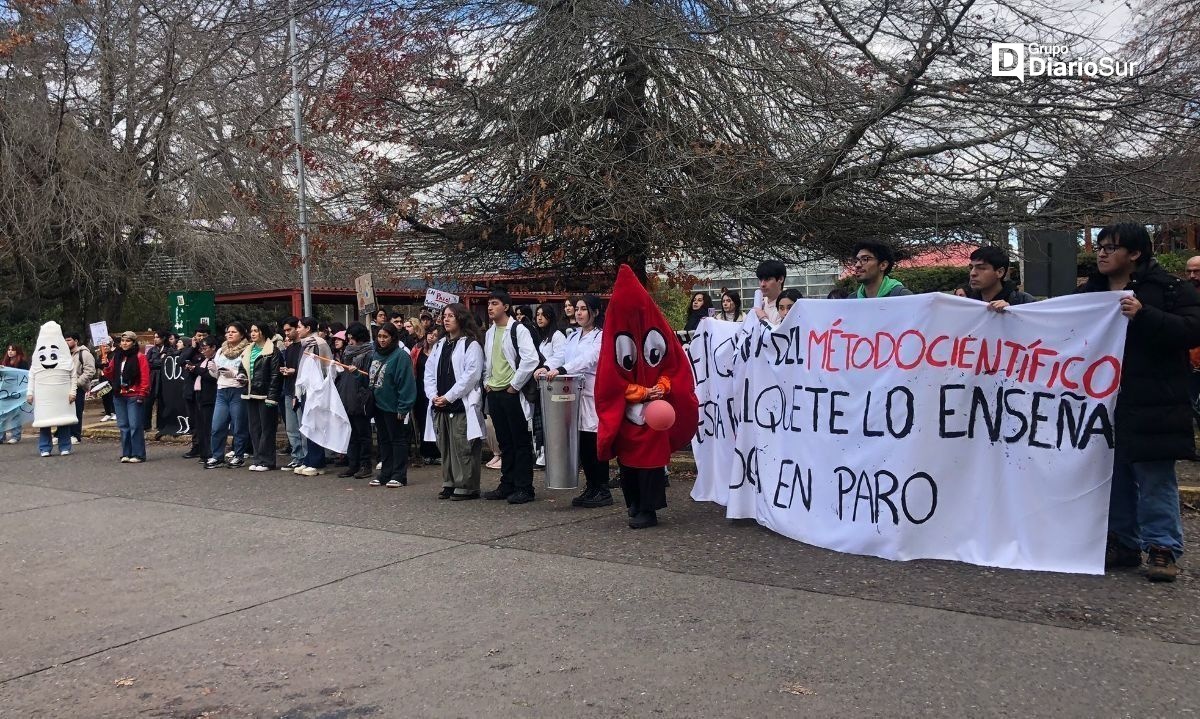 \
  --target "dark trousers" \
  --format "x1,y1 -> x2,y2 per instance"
579,430 -> 610,492
375,409 -> 410,484
347,414 -> 373,472
102,390 -> 114,417
487,390 -> 533,494
187,396 -> 203,454
144,373 -> 159,430
1191,372 -> 1200,431
620,465 -> 667,515
72,390 -> 86,440
246,399 -> 278,468
412,397 -> 440,460
196,401 -> 214,460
